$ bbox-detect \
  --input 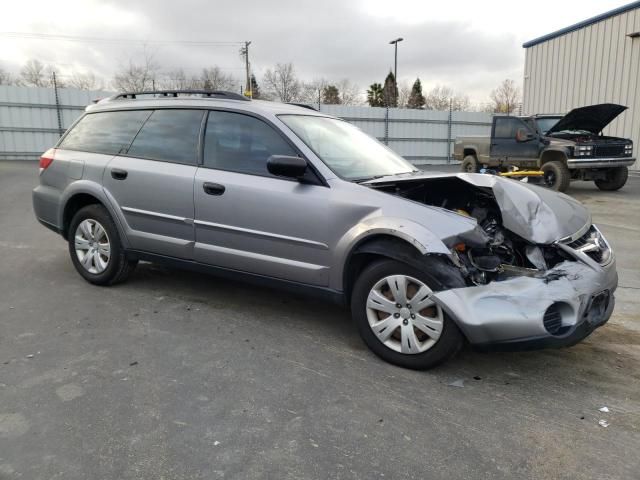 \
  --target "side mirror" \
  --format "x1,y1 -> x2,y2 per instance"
267,155 -> 308,179
516,128 -> 535,142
